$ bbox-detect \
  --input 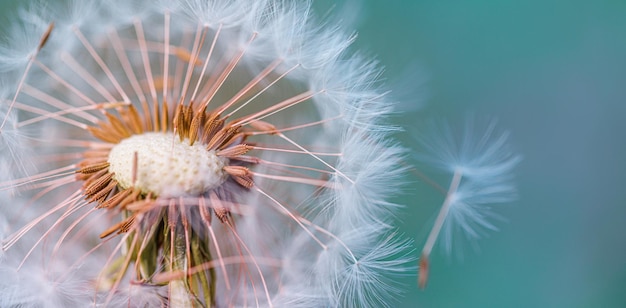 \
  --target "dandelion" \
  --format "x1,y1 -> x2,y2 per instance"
0,0 -> 412,307
414,119 -> 521,289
